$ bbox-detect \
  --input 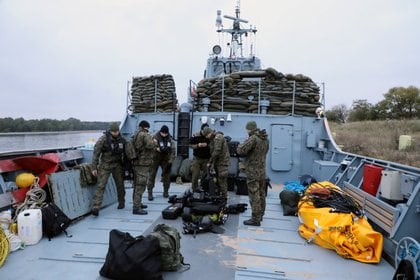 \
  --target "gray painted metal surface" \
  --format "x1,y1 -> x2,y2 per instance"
48,170 -> 117,220
0,183 -> 395,280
